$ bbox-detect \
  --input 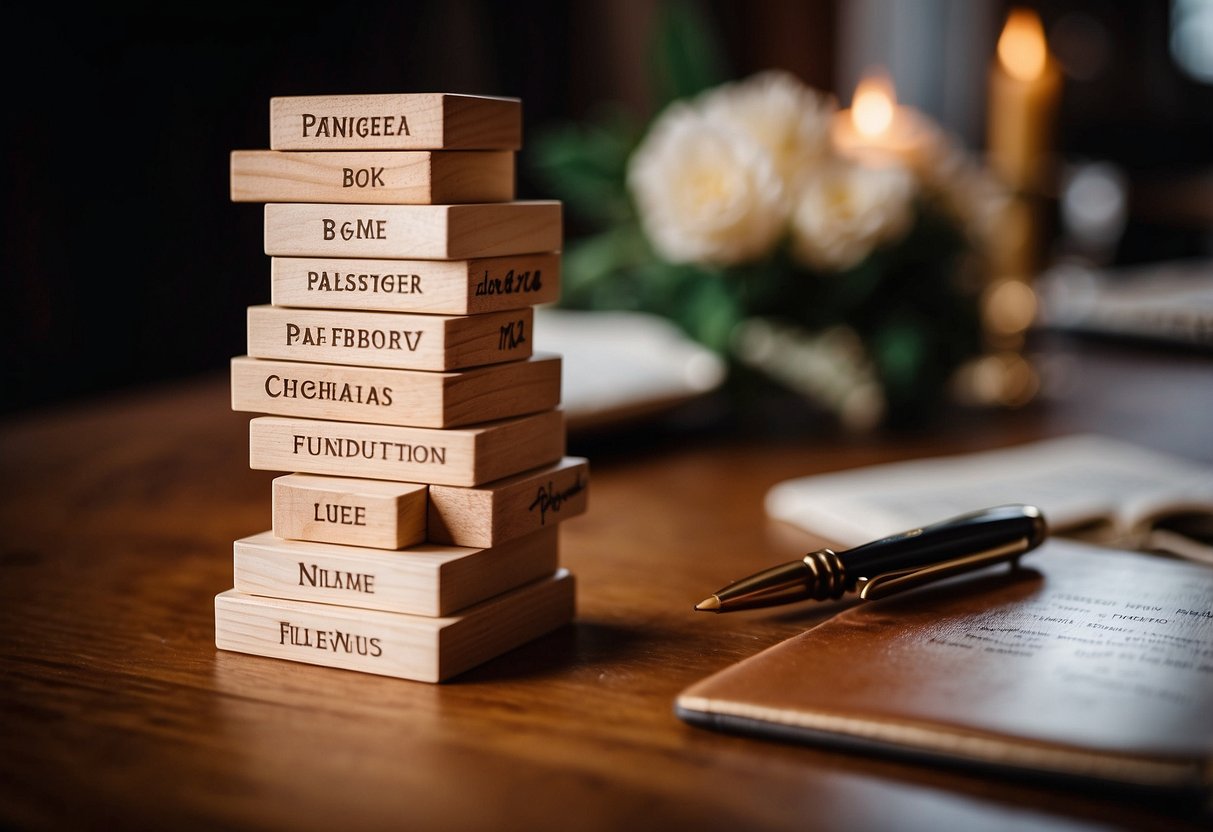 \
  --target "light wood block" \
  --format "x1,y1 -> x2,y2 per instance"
429,457 -> 589,548
270,93 -> 521,151
263,202 -> 562,260
215,569 -> 574,683
249,411 -> 565,487
230,150 -> 515,204
232,354 -> 561,428
271,475 -> 428,549
246,305 -> 533,371
270,253 -> 560,315
233,527 -> 559,615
